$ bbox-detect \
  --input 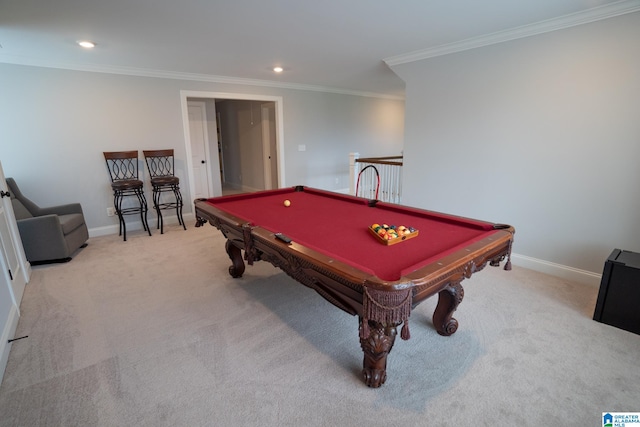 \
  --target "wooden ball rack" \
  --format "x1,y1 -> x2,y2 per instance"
368,225 -> 419,246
